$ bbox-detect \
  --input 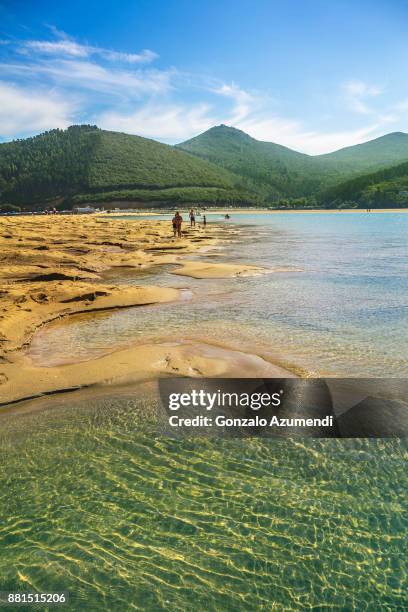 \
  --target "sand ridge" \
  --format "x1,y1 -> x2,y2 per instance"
171,261 -> 267,279
0,341 -> 294,407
